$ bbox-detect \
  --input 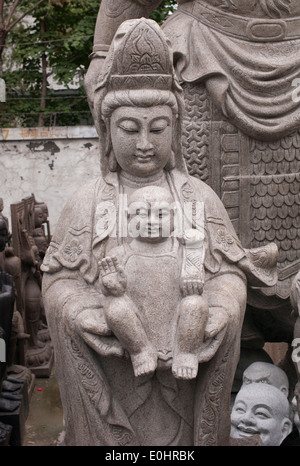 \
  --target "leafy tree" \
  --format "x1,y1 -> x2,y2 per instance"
1,0 -> 177,127
150,0 -> 177,24
1,0 -> 98,126
0,0 -> 47,69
